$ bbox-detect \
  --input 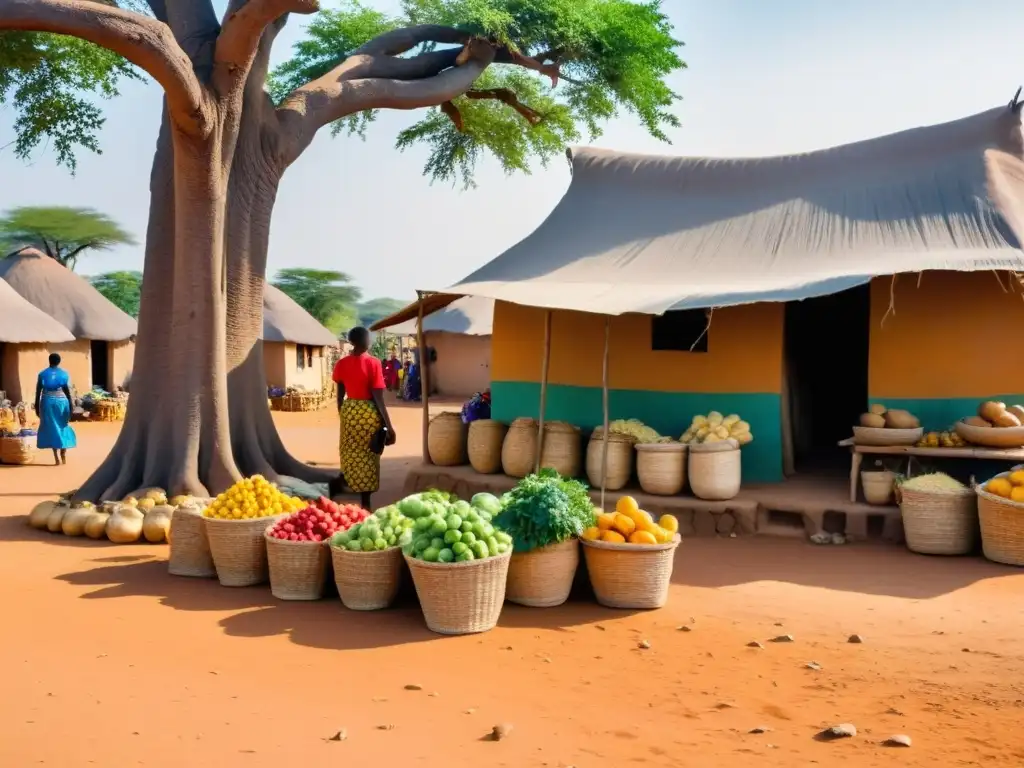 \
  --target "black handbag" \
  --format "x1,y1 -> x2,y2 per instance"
370,425 -> 388,455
